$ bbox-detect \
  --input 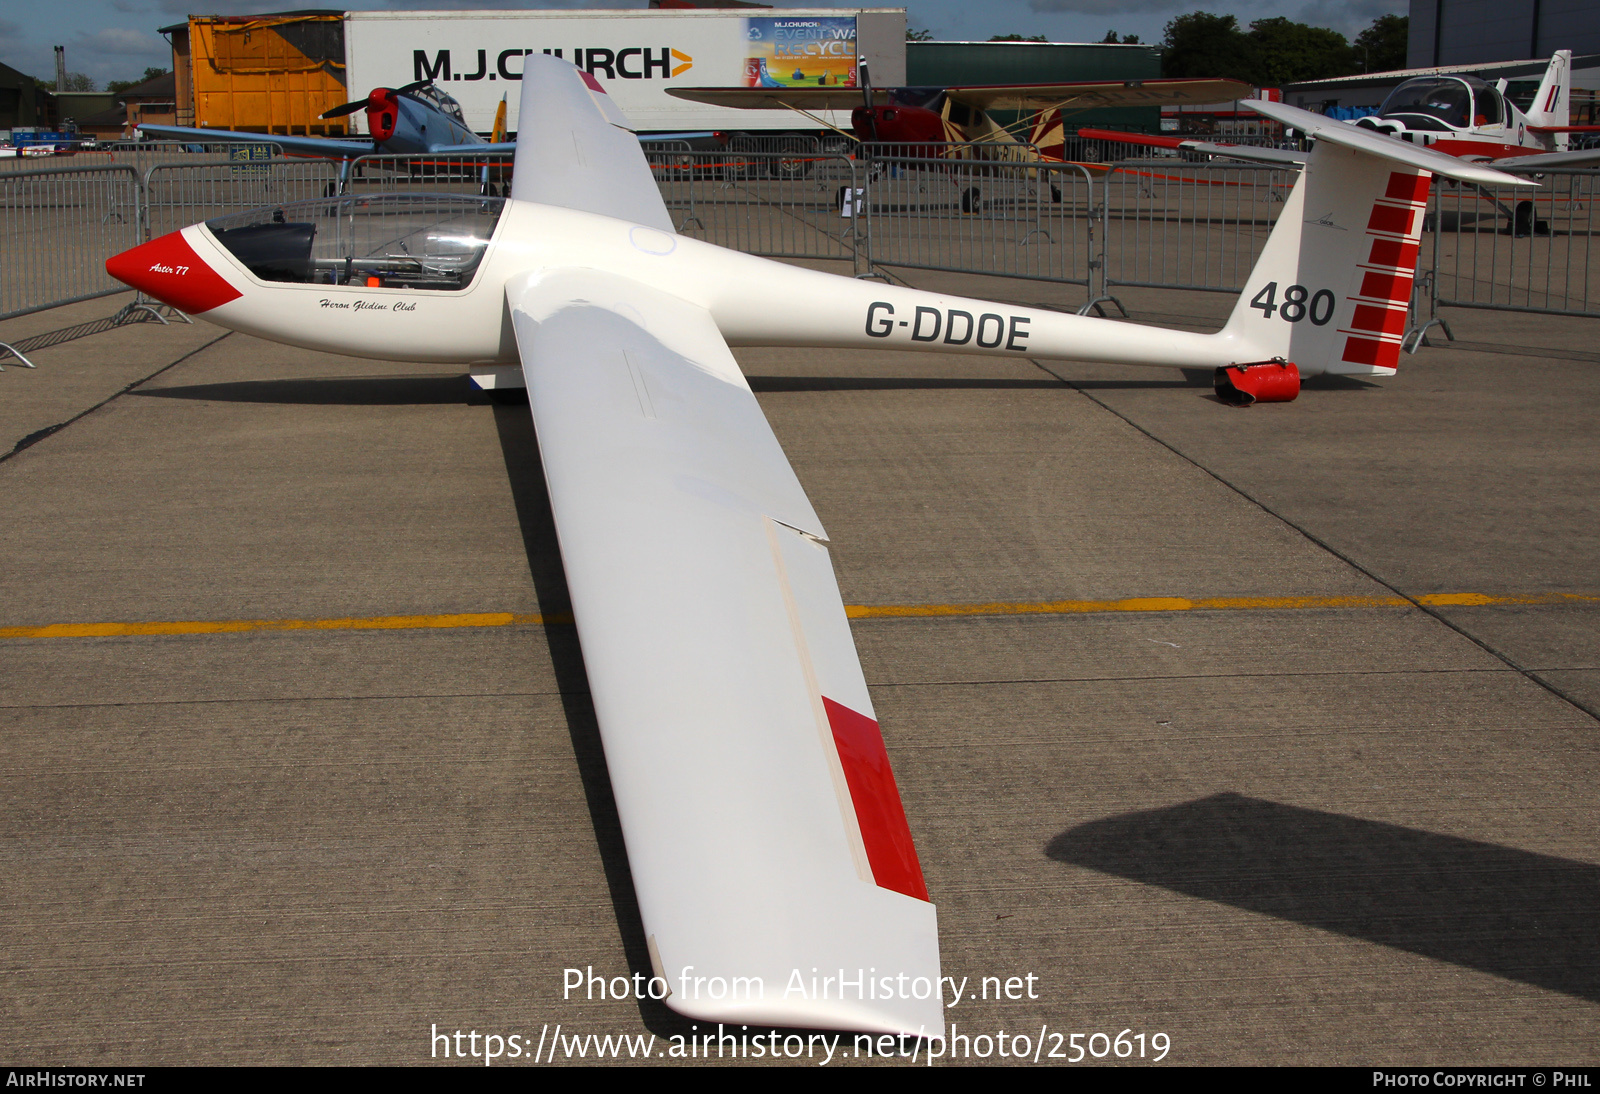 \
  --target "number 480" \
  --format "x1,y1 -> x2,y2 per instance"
1250,281 -> 1334,325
